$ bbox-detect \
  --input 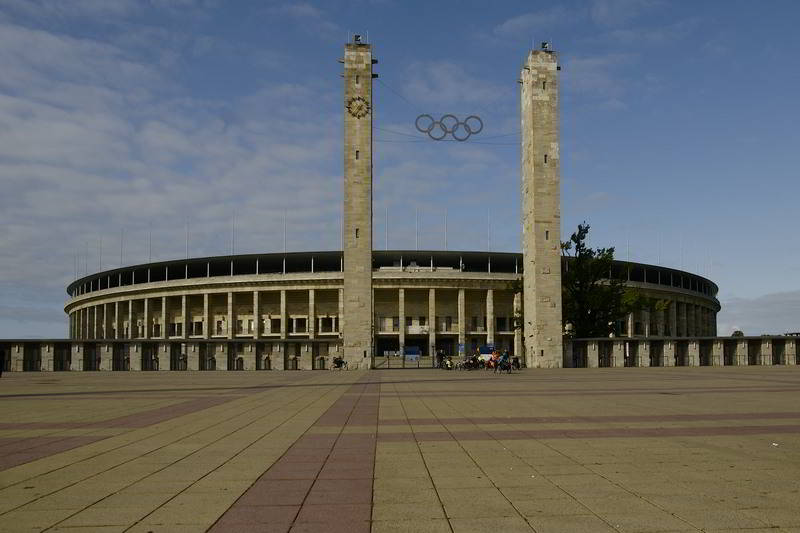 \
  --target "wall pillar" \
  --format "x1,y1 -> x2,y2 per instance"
687,340 -> 699,367
656,308 -> 665,336
735,339 -> 748,366
626,312 -> 635,338
398,288 -> 405,355
187,342 -> 199,370
428,288 -> 436,358
113,302 -> 120,340
99,343 -> 112,371
93,305 -> 98,340
612,340 -> 625,368
308,289 -> 315,340
785,340 -> 797,366
486,289 -> 495,346
513,292 -> 523,359
642,308 -> 651,337
712,339 -> 724,366
457,288 -> 465,355
157,343 -> 170,371
662,340 -> 674,366
638,340 -> 651,367
761,339 -> 773,366
227,292 -> 233,339
143,298 -> 150,339
161,296 -> 167,339
587,340 -> 599,368
253,291 -> 260,340
202,293 -> 209,339
130,343 -> 142,371
181,295 -> 187,339
71,344 -> 82,371
216,343 -> 228,371
281,290 -> 287,340
272,343 -> 285,370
